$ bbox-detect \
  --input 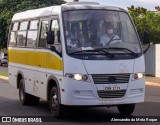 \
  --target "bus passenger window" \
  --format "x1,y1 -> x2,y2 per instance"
12,22 -> 19,31
9,32 -> 17,46
38,20 -> 49,48
17,21 -> 28,47
9,22 -> 19,46
26,20 -> 38,48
